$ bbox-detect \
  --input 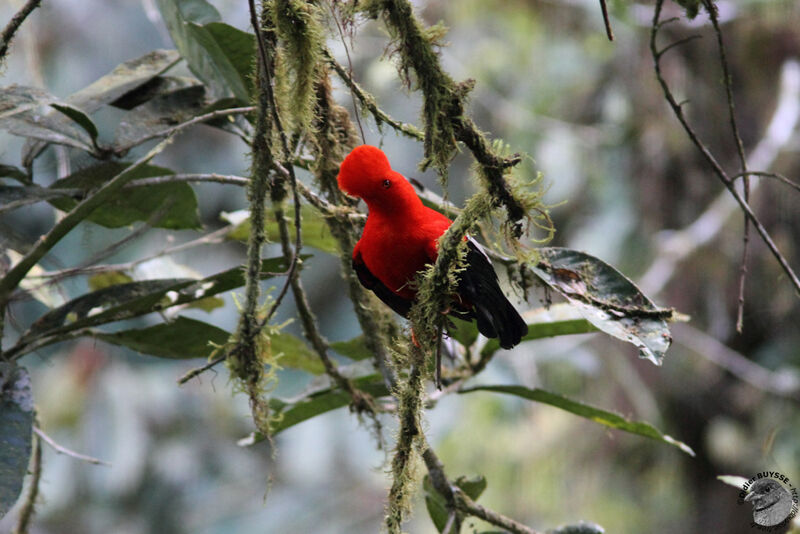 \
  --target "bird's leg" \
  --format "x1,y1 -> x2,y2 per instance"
435,322 -> 444,390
